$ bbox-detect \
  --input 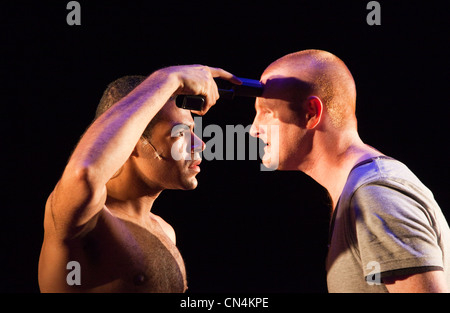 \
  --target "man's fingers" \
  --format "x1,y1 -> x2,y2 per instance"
209,67 -> 242,85
172,65 -> 241,116
196,67 -> 240,115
